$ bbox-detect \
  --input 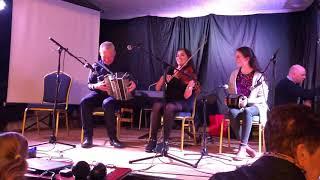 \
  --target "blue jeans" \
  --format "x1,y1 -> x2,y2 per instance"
229,106 -> 259,145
